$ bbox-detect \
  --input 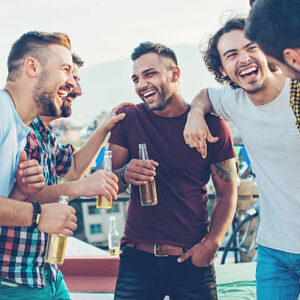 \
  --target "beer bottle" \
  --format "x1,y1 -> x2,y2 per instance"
96,150 -> 113,209
139,143 -> 158,206
108,216 -> 120,256
45,195 -> 69,265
